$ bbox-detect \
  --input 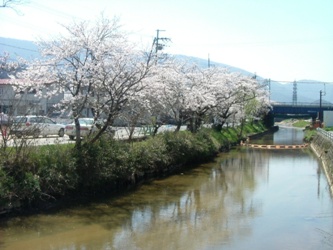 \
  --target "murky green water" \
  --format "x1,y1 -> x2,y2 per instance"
0,127 -> 332,250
